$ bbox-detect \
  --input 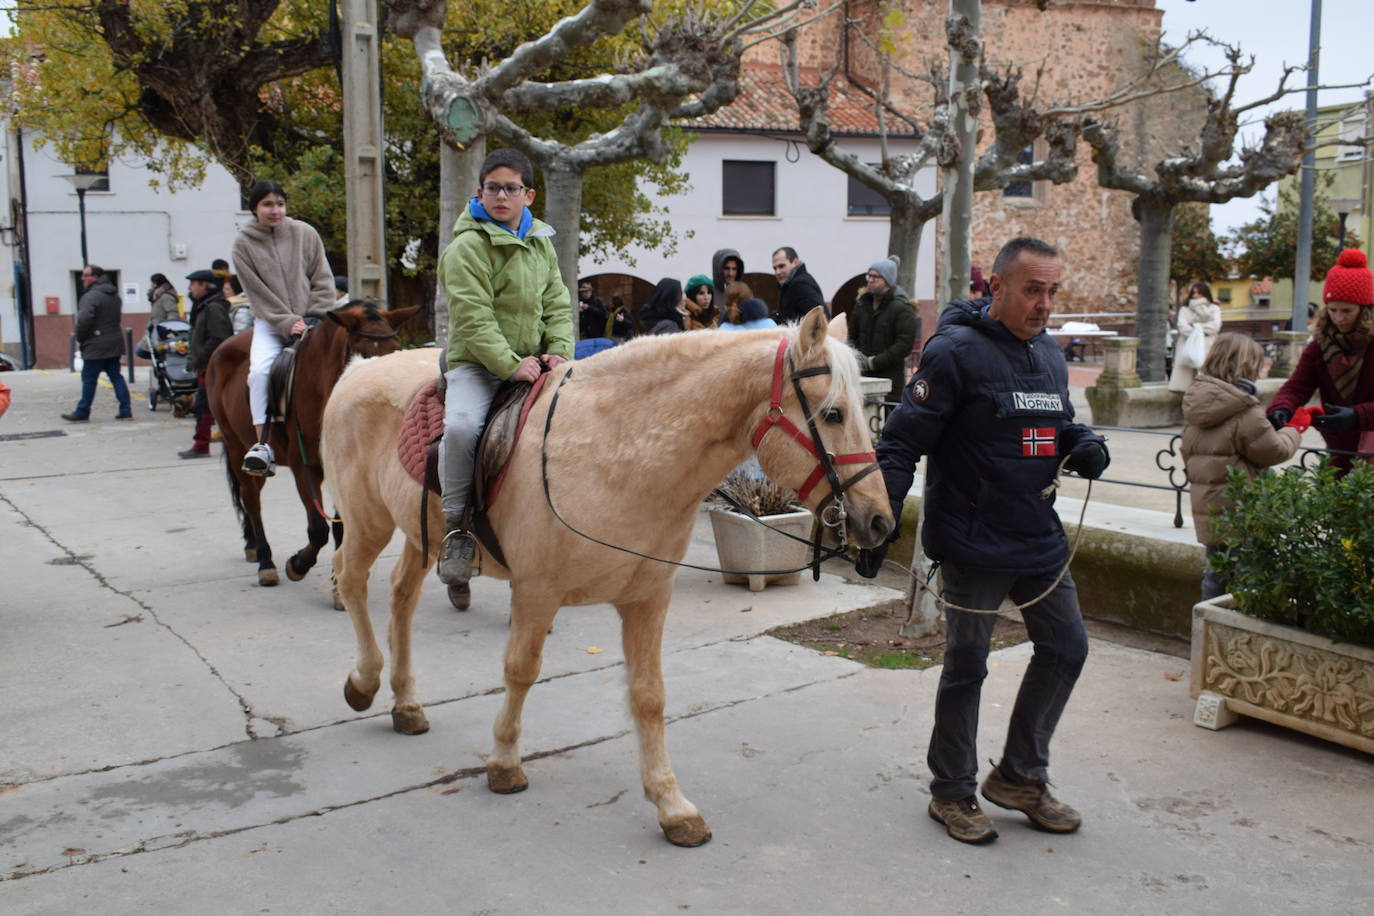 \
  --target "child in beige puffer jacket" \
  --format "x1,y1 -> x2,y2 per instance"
1181,333 -> 1305,600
